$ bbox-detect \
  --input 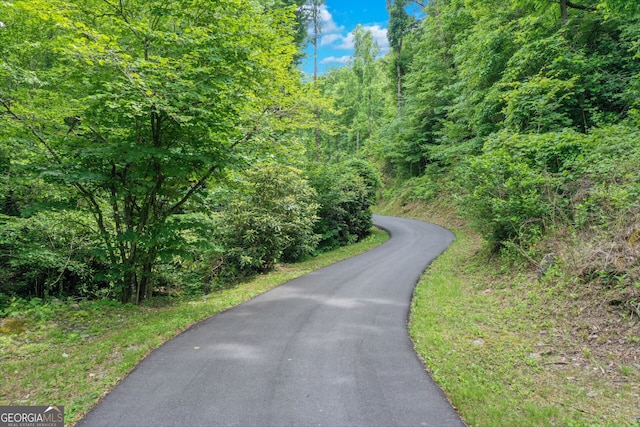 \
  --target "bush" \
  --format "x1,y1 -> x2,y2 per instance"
457,151 -> 556,249
342,158 -> 382,200
309,160 -> 379,251
0,211 -> 106,299
398,166 -> 443,203
457,125 -> 640,253
567,125 -> 640,228
456,131 -> 585,249
216,163 -> 319,280
149,213 -> 223,297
